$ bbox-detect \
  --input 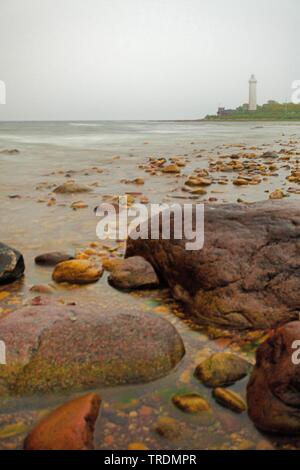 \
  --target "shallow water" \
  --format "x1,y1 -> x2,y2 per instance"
0,121 -> 299,450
